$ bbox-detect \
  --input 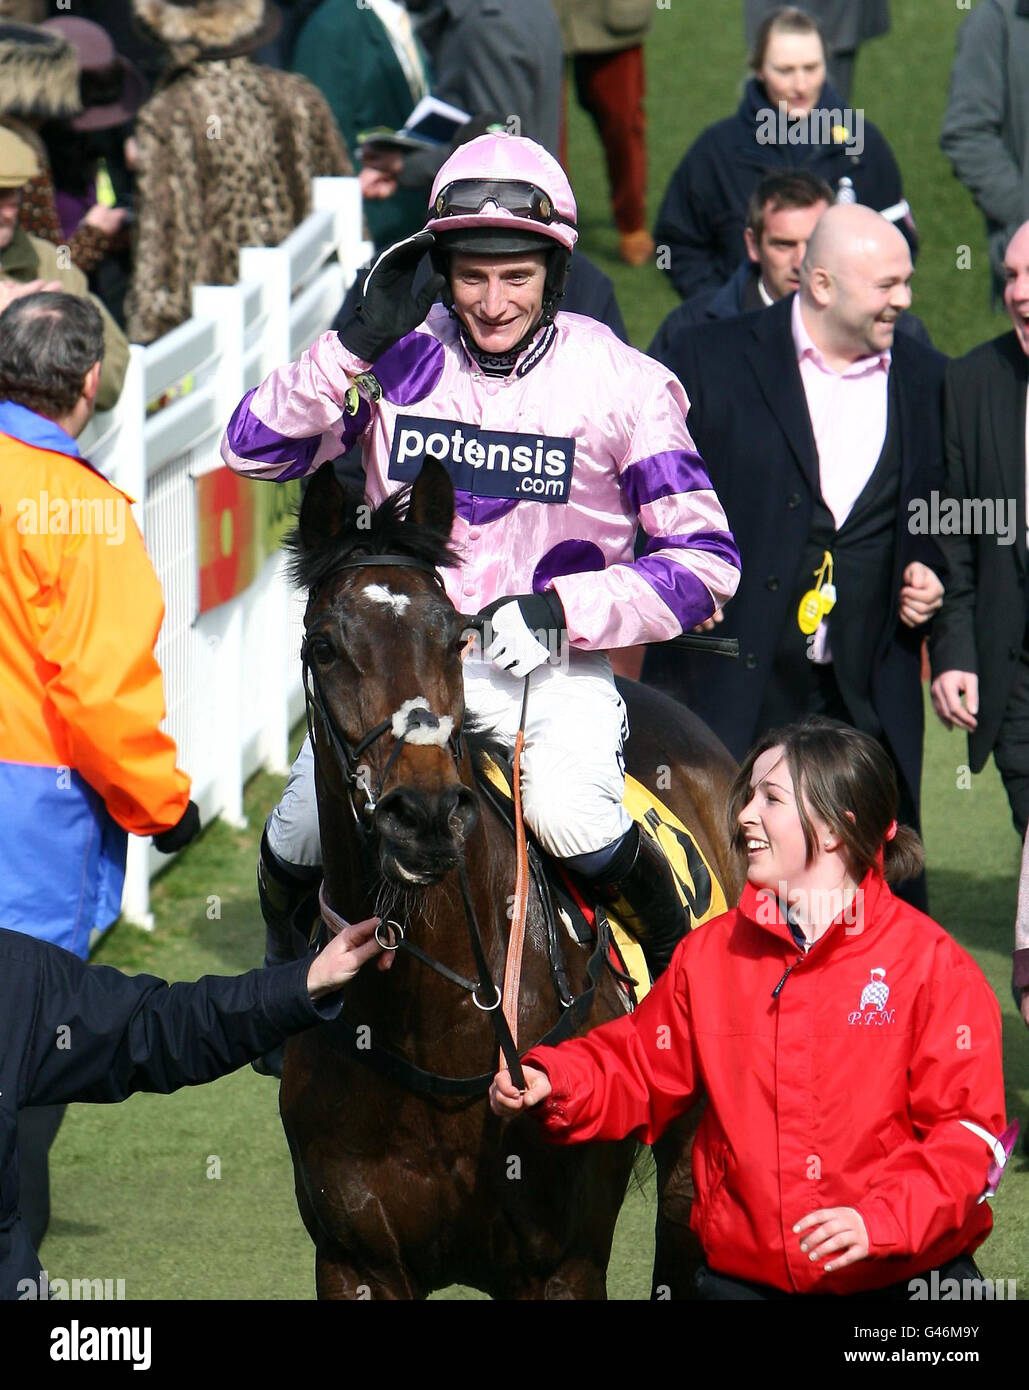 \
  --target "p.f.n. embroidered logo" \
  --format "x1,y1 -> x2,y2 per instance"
860,967 -> 890,1010
848,967 -> 895,1026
